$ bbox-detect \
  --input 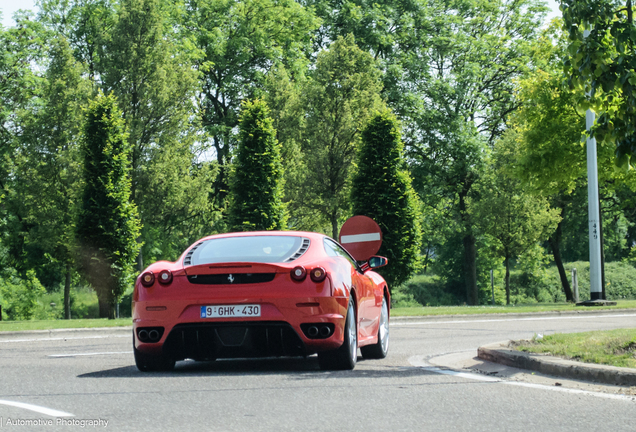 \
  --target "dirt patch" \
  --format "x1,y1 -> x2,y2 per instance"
614,341 -> 636,356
